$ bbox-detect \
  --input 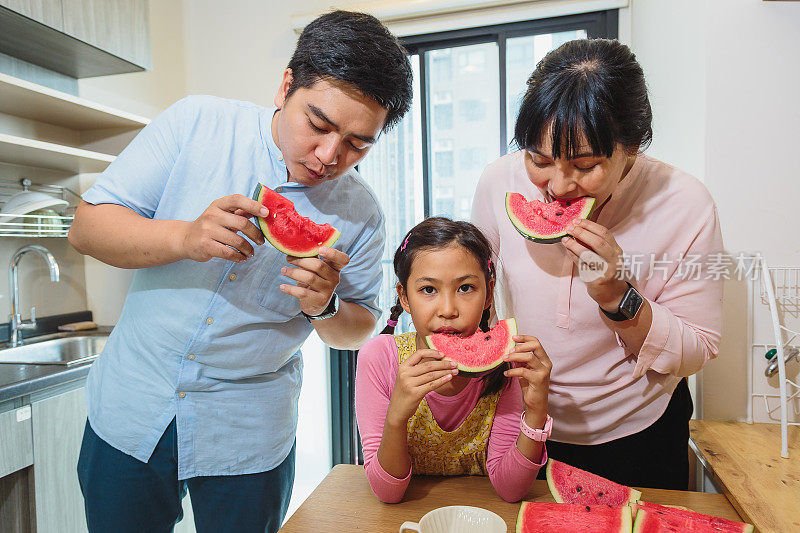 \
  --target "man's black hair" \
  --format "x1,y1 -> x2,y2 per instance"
287,10 -> 413,130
